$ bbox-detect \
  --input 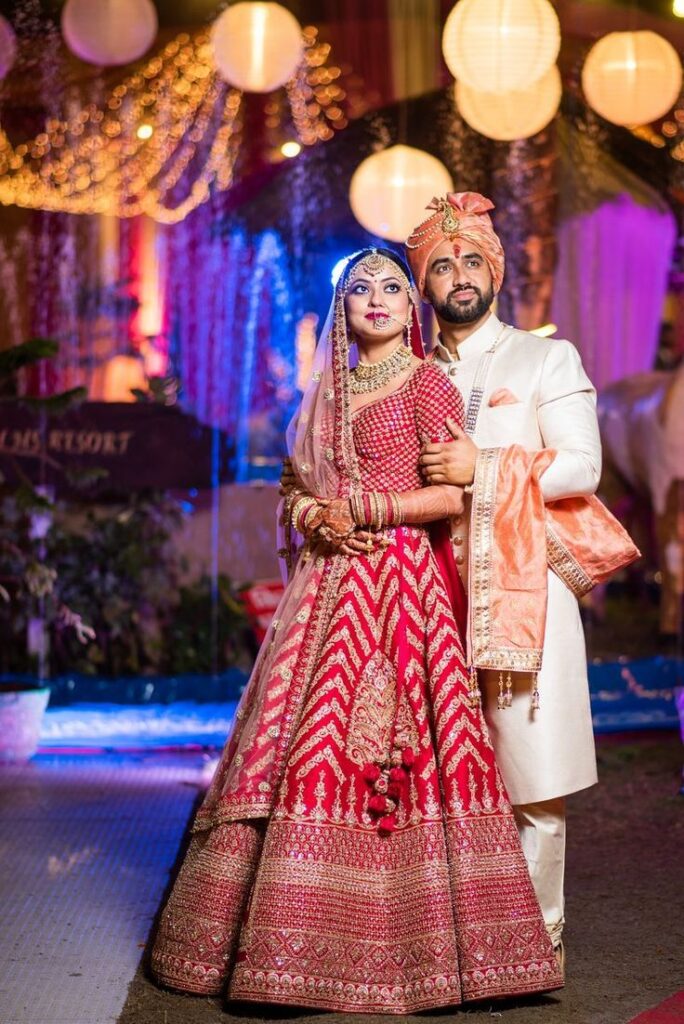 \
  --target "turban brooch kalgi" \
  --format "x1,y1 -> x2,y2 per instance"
405,191 -> 505,297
